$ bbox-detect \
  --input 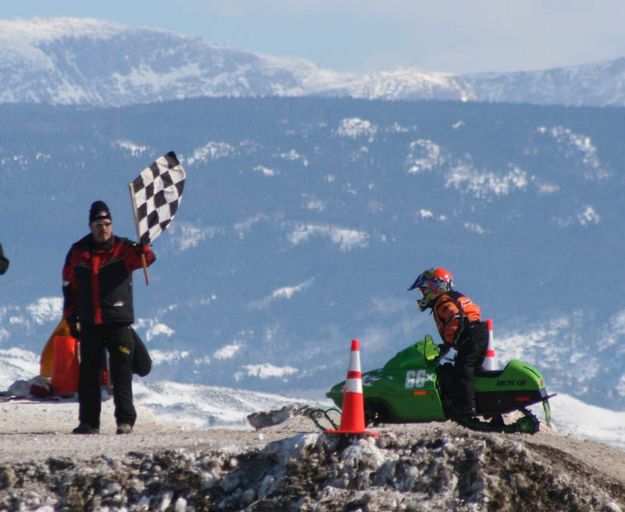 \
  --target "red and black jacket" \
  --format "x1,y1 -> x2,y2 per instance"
62,234 -> 155,326
432,290 -> 481,347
